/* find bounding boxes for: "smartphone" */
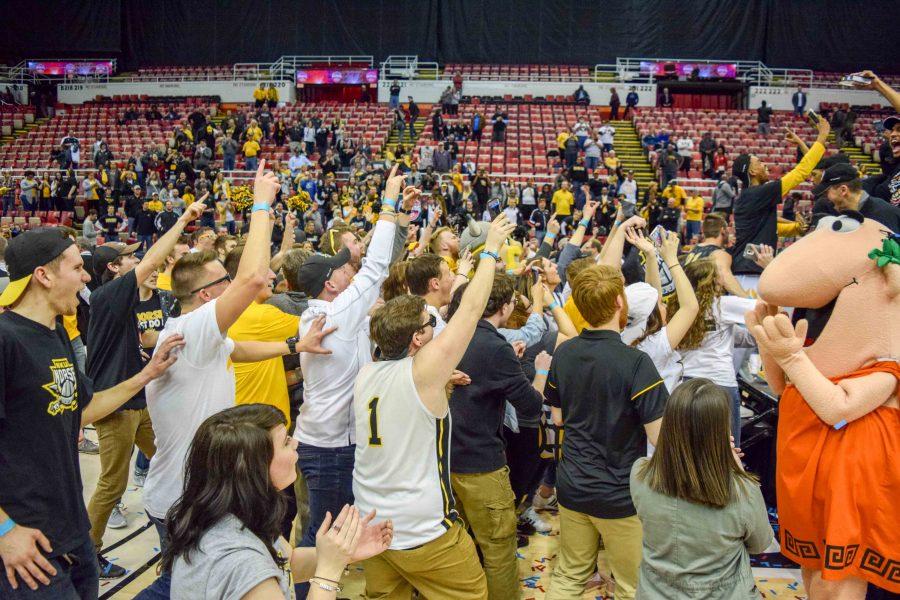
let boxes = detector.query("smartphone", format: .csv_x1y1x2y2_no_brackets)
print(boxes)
621,201,636,219
743,244,759,260
805,109,820,127
838,73,872,87
531,267,542,284
649,224,666,246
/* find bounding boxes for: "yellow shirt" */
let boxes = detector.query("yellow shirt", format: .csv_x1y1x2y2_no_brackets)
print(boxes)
556,132,570,150
440,254,458,274
604,156,620,170
662,185,686,207
253,87,267,101
62,314,80,341
148,199,163,212
243,140,260,157
182,192,195,206
157,271,172,291
228,302,300,424
552,189,574,216
246,127,263,143
267,87,279,102
685,195,705,222
563,296,589,333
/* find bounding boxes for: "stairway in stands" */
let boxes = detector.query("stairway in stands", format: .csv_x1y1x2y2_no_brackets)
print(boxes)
831,132,881,175
385,119,424,155
0,116,49,148
610,119,655,190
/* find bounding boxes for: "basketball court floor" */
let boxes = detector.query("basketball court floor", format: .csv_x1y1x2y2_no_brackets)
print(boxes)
79,427,808,599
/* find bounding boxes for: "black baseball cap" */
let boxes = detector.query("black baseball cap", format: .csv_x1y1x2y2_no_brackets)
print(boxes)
295,247,351,298
0,229,74,306
812,163,860,195
814,152,851,171
882,115,900,130
92,241,142,279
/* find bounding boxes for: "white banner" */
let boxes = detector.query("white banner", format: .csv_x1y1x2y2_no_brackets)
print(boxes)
377,79,657,106
56,80,295,104
748,86,888,111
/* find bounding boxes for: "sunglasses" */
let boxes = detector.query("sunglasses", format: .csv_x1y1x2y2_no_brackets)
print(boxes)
189,273,231,295
418,313,438,331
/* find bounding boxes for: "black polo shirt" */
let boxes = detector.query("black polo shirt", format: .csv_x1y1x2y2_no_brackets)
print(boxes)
731,179,781,275
546,329,667,519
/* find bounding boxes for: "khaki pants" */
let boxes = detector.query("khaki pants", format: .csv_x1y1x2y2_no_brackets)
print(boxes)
451,467,519,600
363,521,487,599
546,505,642,600
87,408,156,548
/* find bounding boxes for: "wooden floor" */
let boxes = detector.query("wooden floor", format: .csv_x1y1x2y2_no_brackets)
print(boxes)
79,428,807,599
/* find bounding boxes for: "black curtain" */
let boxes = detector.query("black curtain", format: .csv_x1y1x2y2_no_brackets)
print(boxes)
1,0,897,74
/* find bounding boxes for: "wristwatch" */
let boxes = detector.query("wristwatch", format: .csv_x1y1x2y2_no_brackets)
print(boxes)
285,336,299,354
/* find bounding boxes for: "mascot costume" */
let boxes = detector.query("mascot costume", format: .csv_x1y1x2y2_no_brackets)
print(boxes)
746,213,899,598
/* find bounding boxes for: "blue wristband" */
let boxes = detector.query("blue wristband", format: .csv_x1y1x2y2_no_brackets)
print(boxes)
579,218,590,229
548,301,559,311
0,518,15,537
251,203,270,213
382,197,398,209
479,250,500,262
545,232,557,240
833,419,848,430
536,369,549,376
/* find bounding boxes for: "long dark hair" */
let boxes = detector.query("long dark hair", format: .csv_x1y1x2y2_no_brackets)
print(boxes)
637,378,757,507
160,404,288,573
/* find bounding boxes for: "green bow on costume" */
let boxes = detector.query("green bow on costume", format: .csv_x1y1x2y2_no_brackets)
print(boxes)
868,235,900,268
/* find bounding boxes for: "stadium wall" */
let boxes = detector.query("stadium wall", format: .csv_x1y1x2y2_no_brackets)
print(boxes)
376,80,658,105
748,87,889,111
56,80,295,104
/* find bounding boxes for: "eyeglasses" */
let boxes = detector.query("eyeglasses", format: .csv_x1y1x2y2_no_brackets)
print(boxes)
189,273,231,295
418,313,438,331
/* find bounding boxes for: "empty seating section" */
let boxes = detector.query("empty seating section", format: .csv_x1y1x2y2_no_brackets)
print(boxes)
444,64,591,81
415,104,605,176
812,71,900,87
633,108,825,199
0,105,37,136
0,99,212,171
131,65,235,80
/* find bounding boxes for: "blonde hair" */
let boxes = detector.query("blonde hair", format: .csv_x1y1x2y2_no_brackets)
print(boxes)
572,265,624,327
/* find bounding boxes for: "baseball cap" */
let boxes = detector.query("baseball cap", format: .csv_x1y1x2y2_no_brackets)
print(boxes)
882,115,900,130
0,229,74,306
812,163,859,196
814,152,851,171
622,282,659,345
295,247,351,298
92,241,142,279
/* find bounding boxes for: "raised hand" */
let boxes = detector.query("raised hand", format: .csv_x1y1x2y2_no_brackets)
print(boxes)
624,227,655,255
619,214,647,231
752,244,775,268
745,311,807,363
784,128,802,145
456,247,474,276
582,198,600,221
485,213,515,254
314,505,358,580
253,159,280,207
180,200,206,223
659,231,680,264
547,214,561,236
384,164,406,202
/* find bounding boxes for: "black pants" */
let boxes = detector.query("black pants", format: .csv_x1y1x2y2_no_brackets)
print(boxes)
505,426,546,506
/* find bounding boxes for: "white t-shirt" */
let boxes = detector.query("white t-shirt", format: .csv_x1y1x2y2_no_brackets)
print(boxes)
520,186,536,206
503,206,520,225
143,299,236,519
599,125,616,145
676,137,694,157
636,327,683,393
426,304,448,338
681,296,757,388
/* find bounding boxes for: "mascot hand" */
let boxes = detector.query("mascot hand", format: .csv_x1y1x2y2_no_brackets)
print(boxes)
746,311,808,364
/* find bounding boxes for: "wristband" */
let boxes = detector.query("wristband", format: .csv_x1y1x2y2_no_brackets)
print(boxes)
545,232,557,240
0,518,15,537
536,369,550,376
665,262,680,270
251,203,270,213
382,197,398,209
579,218,590,229
614,220,622,227
833,419,848,430
548,301,559,311
506,269,516,275
309,578,342,592
479,250,500,262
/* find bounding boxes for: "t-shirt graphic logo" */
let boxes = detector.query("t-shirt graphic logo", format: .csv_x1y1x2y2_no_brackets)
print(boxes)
43,358,79,416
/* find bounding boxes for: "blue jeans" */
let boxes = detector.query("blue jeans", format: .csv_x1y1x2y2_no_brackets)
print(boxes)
685,219,701,243
585,156,600,171
223,154,235,171
20,194,36,213
295,443,355,598
135,449,150,472
0,536,98,599
138,234,154,254
389,94,399,109
245,156,258,171
134,515,169,600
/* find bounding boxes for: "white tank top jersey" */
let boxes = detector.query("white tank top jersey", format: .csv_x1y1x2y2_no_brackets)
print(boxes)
352,357,457,550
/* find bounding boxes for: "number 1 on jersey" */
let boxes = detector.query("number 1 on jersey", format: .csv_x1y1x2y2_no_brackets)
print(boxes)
368,396,383,446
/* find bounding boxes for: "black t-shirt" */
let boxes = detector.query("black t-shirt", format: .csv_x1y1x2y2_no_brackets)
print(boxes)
731,179,781,274
863,159,900,207
545,329,667,519
136,291,166,359
86,270,145,410
135,209,157,235
659,206,680,231
102,214,122,236
0,312,94,556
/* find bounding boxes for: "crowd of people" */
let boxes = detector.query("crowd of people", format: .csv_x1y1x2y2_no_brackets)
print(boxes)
0,68,898,600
